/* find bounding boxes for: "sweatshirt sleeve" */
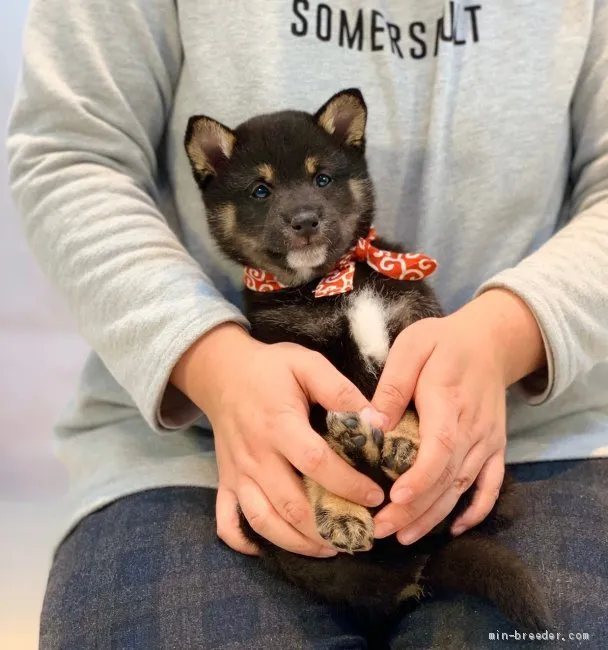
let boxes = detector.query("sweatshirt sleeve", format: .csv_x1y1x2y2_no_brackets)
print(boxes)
476,1,608,405
7,0,248,431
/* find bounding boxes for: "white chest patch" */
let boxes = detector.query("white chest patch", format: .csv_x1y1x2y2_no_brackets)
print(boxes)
346,289,390,370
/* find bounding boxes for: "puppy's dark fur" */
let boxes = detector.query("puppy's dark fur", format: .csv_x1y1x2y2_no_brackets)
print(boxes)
184,89,550,632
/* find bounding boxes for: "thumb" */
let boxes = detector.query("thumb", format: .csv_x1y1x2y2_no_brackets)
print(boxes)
293,349,372,414
372,322,436,428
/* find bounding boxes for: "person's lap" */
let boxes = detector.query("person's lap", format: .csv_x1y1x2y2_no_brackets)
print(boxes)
40,459,608,650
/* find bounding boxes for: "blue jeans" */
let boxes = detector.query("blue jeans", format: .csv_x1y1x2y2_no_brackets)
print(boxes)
40,459,607,649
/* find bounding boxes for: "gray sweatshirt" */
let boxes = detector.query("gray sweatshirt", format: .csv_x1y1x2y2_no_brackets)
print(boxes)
7,0,608,544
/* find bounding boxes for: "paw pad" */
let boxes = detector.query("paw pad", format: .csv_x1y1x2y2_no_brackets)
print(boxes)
325,411,384,466
381,436,418,479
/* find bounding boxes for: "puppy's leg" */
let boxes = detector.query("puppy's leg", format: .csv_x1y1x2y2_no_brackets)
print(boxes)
304,477,374,553
380,412,518,535
302,411,384,553
381,409,420,480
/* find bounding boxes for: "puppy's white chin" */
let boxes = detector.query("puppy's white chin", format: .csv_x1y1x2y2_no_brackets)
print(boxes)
286,245,328,271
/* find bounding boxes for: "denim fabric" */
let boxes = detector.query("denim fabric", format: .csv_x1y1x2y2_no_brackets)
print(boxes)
40,459,608,650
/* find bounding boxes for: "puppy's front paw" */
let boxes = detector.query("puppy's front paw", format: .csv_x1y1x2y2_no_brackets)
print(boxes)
325,411,384,466
381,411,420,480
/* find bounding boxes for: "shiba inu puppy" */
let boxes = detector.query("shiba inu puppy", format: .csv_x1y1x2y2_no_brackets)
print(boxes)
184,89,549,631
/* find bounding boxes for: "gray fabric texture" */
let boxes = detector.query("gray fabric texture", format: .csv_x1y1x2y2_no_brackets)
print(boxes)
40,459,608,649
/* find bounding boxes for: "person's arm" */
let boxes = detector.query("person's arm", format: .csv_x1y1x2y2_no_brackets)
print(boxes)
475,0,608,403
7,0,247,431
371,1,608,543
8,0,387,559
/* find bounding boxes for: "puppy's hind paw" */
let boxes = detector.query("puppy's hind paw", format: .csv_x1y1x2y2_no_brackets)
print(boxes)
316,500,375,554
381,411,420,480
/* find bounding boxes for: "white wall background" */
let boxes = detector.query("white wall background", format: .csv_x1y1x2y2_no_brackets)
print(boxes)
0,2,89,647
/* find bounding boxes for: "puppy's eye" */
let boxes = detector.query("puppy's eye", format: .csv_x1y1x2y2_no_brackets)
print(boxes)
315,173,333,188
251,184,271,200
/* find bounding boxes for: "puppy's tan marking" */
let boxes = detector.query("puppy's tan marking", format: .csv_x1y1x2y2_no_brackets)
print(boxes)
392,410,421,443
348,179,367,205
381,410,420,480
305,477,374,553
186,118,235,177
398,565,426,602
256,163,274,184
213,202,237,237
348,179,374,213
305,156,319,175
317,94,366,148
399,583,425,601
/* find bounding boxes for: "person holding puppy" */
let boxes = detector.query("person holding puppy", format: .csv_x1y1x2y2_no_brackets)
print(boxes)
8,1,608,648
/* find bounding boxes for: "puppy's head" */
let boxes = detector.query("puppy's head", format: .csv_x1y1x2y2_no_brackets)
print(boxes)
184,89,374,285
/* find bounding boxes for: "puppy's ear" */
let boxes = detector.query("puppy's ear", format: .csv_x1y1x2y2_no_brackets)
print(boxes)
315,89,367,150
184,116,236,183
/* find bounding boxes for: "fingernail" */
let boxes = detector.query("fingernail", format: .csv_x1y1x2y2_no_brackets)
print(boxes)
319,547,338,557
360,407,389,429
374,522,395,538
398,530,417,545
391,487,414,504
366,489,385,506
452,525,466,536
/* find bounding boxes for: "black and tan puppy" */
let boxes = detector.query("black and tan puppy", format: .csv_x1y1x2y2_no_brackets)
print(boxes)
184,89,550,631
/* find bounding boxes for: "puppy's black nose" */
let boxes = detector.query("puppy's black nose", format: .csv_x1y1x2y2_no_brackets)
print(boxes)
290,211,320,236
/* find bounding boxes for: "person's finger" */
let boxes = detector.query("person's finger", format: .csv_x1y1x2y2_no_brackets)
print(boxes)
292,349,372,414
393,442,490,544
215,484,259,556
371,322,436,428
451,451,505,535
237,476,338,557
389,387,461,505
359,406,390,430
373,440,471,538
373,500,421,539
275,412,385,508
256,453,334,548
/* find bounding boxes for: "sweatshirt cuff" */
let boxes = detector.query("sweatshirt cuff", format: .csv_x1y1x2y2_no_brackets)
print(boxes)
475,271,567,406
146,305,249,432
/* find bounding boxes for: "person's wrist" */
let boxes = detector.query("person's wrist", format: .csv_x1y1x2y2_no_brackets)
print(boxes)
454,288,547,387
170,322,258,410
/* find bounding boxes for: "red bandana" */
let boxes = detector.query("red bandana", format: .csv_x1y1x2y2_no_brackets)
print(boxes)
244,227,438,298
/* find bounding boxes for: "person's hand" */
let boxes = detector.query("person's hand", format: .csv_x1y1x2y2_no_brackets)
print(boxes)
371,289,546,544
171,323,387,558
